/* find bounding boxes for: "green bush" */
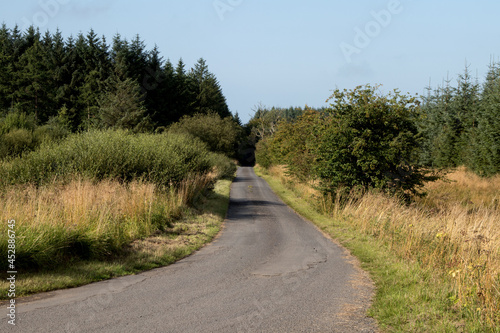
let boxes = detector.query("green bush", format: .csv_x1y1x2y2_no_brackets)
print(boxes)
0,129,223,187
0,111,70,159
314,86,437,198
0,111,36,136
255,139,273,169
169,113,242,157
208,152,237,179
256,86,440,199
0,128,36,158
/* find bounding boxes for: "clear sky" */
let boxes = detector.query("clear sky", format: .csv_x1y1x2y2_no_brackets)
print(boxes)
2,0,500,123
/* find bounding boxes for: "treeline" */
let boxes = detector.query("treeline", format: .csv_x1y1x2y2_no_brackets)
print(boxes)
252,61,500,190
419,63,500,176
0,25,231,132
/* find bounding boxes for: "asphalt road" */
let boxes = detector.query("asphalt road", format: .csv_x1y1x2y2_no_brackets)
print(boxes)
3,167,377,332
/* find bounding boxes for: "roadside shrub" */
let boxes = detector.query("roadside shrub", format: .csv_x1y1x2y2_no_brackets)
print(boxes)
208,152,237,179
314,86,439,198
256,86,440,199
0,130,216,187
0,111,36,136
255,138,273,169
169,112,242,157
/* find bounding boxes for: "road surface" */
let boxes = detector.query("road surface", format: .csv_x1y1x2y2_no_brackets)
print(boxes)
3,167,377,332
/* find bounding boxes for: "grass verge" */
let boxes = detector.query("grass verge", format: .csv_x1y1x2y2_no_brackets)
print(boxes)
0,178,232,299
255,165,499,333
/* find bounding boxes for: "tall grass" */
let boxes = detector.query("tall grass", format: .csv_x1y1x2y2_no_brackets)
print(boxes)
0,174,215,270
0,129,236,270
266,165,500,328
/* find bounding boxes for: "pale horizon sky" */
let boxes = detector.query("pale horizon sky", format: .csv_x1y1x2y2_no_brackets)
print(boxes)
2,0,500,123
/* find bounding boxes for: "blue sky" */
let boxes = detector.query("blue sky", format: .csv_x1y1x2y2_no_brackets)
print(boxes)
2,0,500,123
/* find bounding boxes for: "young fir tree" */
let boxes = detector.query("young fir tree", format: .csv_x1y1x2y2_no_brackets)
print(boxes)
453,64,480,166
98,77,151,132
470,62,500,176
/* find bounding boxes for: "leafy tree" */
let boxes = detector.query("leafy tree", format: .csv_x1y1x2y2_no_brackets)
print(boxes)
248,104,304,140
313,86,438,198
168,112,242,157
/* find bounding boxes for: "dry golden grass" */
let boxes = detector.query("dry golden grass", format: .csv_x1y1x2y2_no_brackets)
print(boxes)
267,165,500,327
2,179,157,239
0,173,218,269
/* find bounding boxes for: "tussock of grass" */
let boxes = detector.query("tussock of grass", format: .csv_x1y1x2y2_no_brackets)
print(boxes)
257,165,499,332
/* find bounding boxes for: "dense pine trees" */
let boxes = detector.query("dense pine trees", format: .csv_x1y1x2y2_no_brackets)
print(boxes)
419,62,500,176
0,25,231,131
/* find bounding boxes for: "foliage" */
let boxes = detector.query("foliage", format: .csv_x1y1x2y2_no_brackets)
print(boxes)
0,110,69,159
419,62,500,176
257,86,438,198
98,77,152,132
188,58,231,118
468,63,500,176
0,25,232,131
315,86,437,197
247,104,306,140
0,129,235,187
168,112,242,157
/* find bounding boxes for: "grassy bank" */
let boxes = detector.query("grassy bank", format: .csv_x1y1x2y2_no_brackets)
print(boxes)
0,129,236,298
0,177,232,298
255,165,499,332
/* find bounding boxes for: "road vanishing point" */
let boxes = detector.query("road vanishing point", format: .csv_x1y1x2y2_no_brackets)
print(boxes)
4,167,378,332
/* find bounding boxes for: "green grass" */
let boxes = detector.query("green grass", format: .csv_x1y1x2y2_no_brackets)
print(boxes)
0,178,232,299
254,166,495,333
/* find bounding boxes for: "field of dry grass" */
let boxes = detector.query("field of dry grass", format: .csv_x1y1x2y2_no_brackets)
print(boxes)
0,173,216,270
266,165,500,327
0,173,232,297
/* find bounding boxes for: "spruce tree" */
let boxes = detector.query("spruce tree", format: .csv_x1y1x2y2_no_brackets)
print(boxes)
98,77,152,132
471,63,500,176
189,58,230,118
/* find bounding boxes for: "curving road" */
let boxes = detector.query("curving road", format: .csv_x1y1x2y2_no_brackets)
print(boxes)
3,167,377,332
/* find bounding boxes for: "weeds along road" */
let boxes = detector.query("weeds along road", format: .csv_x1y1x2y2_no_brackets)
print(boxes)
4,167,377,333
